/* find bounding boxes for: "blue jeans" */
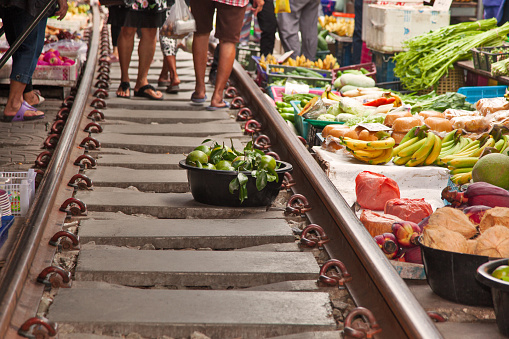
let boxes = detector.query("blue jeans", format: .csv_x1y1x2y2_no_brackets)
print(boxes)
1,6,47,84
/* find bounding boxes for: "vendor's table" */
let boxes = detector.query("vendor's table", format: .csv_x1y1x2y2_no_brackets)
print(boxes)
456,60,509,86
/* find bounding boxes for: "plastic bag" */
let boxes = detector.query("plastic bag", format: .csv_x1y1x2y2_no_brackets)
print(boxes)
43,39,88,61
302,97,327,119
475,97,509,116
160,0,196,39
275,0,291,13
355,171,400,211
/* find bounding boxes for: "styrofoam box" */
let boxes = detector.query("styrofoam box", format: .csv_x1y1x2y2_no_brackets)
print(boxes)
361,0,423,41
365,5,450,53
32,60,79,81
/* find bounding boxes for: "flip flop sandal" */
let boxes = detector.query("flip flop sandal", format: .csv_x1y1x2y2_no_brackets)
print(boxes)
134,84,163,100
206,100,230,111
190,92,207,105
166,84,180,94
33,91,45,106
158,80,171,87
2,101,45,122
116,81,131,99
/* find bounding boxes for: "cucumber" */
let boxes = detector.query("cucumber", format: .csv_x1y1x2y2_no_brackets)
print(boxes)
339,74,375,88
317,36,328,51
343,70,363,75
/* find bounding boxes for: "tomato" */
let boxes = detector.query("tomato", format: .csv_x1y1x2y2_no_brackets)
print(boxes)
186,150,209,166
259,155,277,170
492,265,509,281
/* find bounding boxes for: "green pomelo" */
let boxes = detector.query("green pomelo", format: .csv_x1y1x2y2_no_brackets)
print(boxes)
472,153,509,189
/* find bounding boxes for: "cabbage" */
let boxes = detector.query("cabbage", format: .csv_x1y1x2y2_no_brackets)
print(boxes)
326,103,343,116
316,114,336,121
335,113,355,122
338,97,369,116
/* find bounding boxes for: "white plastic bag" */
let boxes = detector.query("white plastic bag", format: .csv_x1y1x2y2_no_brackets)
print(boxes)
160,0,196,39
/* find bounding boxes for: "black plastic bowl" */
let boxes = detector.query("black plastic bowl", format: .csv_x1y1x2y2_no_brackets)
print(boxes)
477,259,509,337
179,160,293,207
418,236,493,307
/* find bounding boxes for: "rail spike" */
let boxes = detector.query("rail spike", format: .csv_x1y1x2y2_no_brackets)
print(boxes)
90,98,106,109
49,231,80,250
51,120,66,134
93,88,109,98
56,107,70,120
68,173,93,190
84,122,103,133
254,135,271,150
36,266,72,288
281,172,296,190
74,154,97,169
285,193,312,215
87,109,105,121
94,79,109,89
318,259,352,287
236,107,253,121
225,86,238,98
79,136,101,150
427,311,446,322
35,151,52,169
43,134,60,149
300,224,330,248
244,119,262,135
18,316,58,338
265,151,280,160
343,307,382,339
59,198,87,216
230,96,245,109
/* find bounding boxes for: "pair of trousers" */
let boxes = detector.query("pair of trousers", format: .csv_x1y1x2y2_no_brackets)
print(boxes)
352,0,363,65
257,0,277,56
277,0,319,61
1,6,47,85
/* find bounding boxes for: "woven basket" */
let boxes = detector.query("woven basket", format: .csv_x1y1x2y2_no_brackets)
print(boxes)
417,66,465,95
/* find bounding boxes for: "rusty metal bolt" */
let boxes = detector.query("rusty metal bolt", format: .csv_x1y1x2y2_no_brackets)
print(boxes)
18,316,58,338
90,98,106,109
57,107,70,120
35,151,52,168
49,230,80,250
254,135,271,150
68,173,93,190
230,96,245,109
84,122,103,133
236,107,253,121
43,134,60,149
297,136,307,147
225,86,238,98
51,120,66,134
427,311,446,323
244,119,262,135
94,79,109,89
300,224,330,248
74,154,97,168
59,197,87,216
318,259,352,287
37,266,72,288
265,151,280,160
281,172,296,190
93,88,109,99
79,137,101,150
285,193,312,215
87,109,105,121
343,307,382,339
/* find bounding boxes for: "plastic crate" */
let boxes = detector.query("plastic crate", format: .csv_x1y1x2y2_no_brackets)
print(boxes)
371,50,398,84
267,65,332,88
321,0,336,15
269,86,339,101
471,46,509,73
0,215,14,248
457,86,507,104
0,169,36,217
331,62,377,84
236,44,260,72
290,100,345,141
253,55,269,87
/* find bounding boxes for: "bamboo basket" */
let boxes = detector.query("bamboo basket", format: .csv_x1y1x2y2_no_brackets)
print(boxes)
417,66,465,95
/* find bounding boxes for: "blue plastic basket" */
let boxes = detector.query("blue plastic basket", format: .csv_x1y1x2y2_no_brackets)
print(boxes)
0,215,14,248
457,86,507,104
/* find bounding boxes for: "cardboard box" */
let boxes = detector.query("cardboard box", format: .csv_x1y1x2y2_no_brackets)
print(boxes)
362,0,423,41
33,60,79,81
365,5,450,53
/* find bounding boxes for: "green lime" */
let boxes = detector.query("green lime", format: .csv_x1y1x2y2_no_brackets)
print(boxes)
259,155,277,170
492,265,509,280
186,150,209,166
215,160,234,171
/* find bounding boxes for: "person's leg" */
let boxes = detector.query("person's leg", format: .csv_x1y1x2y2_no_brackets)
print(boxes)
352,0,363,64
299,0,319,61
1,7,44,119
117,26,136,97
110,25,121,61
210,3,247,108
276,0,303,58
159,34,179,88
190,0,215,101
23,17,47,106
134,27,162,98
209,42,220,85
257,0,277,56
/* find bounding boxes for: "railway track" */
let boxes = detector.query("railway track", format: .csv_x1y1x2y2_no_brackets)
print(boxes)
0,5,502,339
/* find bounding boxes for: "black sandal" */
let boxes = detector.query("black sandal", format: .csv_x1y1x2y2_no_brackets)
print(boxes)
117,81,131,99
134,84,163,100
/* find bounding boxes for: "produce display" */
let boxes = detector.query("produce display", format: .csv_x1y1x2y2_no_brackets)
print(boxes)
318,15,354,38
258,54,339,72
37,49,76,66
185,140,280,203
394,19,509,91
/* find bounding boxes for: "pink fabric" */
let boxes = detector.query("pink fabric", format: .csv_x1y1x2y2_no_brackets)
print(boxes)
360,42,372,64
213,0,249,7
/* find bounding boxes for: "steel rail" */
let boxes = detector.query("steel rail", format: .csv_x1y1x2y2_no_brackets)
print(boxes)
231,62,443,339
0,6,100,337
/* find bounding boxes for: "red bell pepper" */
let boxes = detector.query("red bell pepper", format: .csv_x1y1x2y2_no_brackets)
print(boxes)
363,96,397,107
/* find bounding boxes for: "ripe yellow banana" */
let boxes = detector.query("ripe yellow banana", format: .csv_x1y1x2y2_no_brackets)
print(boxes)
340,137,395,151
447,157,479,169
348,148,385,159
424,133,442,166
368,147,394,165
451,171,472,185
411,132,435,162
393,155,412,166
327,91,342,101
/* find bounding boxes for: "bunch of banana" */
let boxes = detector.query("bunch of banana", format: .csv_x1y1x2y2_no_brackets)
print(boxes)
324,19,355,37
321,85,342,101
391,127,441,167
319,54,339,70
258,54,278,71
339,137,395,165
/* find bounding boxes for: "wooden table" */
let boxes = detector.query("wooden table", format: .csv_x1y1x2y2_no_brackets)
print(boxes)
456,60,509,85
